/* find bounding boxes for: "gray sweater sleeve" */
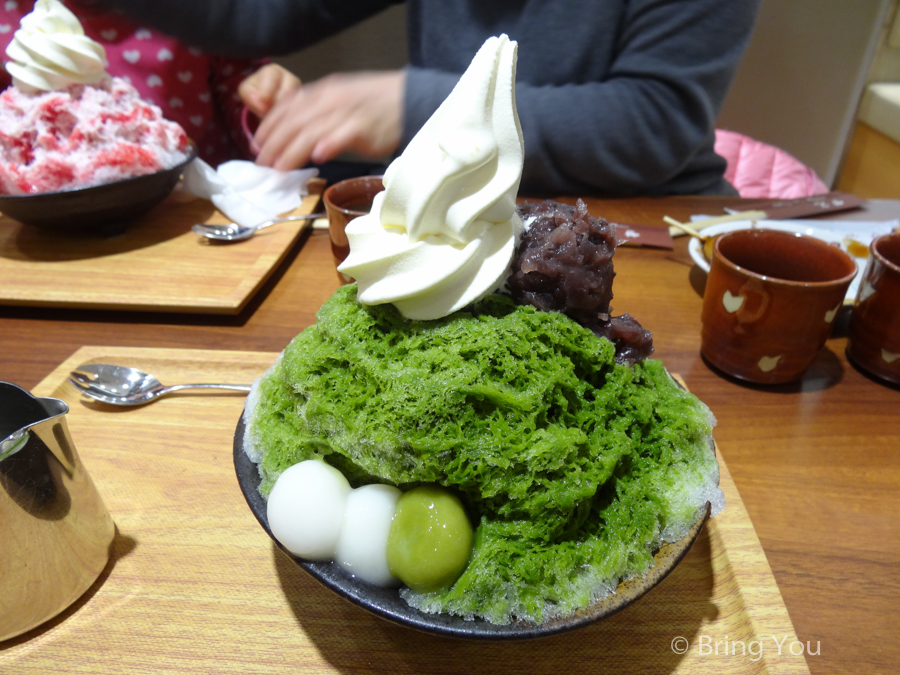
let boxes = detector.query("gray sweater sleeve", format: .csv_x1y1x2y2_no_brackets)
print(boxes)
404,0,760,196
100,0,756,196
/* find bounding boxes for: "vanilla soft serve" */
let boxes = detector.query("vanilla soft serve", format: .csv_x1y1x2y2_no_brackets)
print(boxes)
5,0,108,92
337,34,524,321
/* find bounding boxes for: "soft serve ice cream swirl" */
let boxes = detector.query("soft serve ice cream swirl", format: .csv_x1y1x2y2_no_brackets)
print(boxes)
5,0,108,92
337,34,524,321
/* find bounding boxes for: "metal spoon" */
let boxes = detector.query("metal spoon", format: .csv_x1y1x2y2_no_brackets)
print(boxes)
192,212,325,242
68,364,251,406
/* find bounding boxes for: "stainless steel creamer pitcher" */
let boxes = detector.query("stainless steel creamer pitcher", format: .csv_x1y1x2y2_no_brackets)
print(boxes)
0,381,115,641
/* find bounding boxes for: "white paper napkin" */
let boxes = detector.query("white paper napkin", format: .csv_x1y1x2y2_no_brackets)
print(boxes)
181,158,318,227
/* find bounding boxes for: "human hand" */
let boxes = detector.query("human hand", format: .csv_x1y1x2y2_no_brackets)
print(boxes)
253,70,405,171
238,63,302,119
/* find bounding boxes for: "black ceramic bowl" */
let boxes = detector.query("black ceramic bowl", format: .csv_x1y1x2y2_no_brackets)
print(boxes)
0,143,197,233
233,413,710,640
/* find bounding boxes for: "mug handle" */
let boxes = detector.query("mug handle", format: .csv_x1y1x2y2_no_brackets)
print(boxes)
734,279,770,324
241,107,261,155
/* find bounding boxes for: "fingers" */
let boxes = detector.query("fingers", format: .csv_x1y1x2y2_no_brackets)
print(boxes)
239,64,300,118
253,90,317,168
310,118,379,165
253,76,341,169
237,68,272,118
252,71,405,171
273,68,301,107
268,106,355,170
266,119,324,171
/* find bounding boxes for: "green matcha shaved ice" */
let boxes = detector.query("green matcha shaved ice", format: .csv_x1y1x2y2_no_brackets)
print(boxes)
243,284,723,625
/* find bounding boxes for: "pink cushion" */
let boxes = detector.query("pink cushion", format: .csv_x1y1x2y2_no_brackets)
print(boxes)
715,129,829,199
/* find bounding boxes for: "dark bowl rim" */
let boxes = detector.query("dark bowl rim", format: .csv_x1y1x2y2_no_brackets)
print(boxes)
232,410,711,640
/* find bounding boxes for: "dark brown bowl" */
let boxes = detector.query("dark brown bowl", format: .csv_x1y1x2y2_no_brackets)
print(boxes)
323,175,384,264
701,228,857,384
0,143,197,233
233,413,710,639
847,232,900,385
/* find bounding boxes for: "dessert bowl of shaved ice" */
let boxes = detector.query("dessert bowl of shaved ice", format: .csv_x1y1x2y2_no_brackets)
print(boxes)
0,0,196,232
233,35,724,638
0,136,196,233
0,130,196,233
233,281,720,639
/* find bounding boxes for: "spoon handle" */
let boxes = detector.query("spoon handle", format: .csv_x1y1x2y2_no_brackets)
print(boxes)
254,213,326,233
162,384,253,394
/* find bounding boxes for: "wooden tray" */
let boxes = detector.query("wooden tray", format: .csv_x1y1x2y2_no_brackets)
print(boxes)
1,346,810,674
0,179,323,314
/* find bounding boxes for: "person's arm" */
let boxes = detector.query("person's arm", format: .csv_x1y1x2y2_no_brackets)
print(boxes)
98,0,401,57
405,0,761,196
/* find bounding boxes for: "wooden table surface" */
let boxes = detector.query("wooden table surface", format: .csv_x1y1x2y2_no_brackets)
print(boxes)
0,195,897,674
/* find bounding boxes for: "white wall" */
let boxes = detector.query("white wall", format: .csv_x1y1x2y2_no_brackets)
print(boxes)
274,6,407,81
867,0,900,81
717,0,893,186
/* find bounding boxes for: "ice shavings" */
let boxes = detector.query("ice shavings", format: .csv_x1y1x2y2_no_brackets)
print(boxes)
243,285,722,624
0,77,189,194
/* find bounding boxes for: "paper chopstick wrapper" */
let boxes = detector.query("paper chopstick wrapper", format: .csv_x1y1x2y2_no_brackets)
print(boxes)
668,192,867,237
613,223,674,249
181,159,318,227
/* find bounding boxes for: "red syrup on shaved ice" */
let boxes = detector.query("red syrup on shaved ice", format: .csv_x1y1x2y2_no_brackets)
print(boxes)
0,78,189,195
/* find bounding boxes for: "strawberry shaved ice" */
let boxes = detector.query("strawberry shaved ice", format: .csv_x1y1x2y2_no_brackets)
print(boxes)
0,77,190,195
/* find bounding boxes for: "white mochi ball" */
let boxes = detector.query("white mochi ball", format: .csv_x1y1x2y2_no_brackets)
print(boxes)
267,460,351,560
334,483,403,586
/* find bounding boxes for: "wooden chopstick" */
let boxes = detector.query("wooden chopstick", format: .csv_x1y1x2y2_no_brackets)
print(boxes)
666,210,768,237
663,217,707,240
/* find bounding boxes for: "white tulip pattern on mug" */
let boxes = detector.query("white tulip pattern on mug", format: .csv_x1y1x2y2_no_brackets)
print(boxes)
722,290,745,314
824,302,841,324
757,355,782,373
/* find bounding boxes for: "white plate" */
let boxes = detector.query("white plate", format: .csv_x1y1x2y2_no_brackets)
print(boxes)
687,219,897,305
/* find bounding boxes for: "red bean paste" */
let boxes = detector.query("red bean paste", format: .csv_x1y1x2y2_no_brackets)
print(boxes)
507,199,654,364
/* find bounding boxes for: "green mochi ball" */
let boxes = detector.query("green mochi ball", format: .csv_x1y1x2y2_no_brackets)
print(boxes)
387,486,474,593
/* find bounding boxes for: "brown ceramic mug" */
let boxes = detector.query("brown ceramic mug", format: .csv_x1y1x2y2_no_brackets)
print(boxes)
323,176,384,271
700,229,857,384
847,232,900,385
